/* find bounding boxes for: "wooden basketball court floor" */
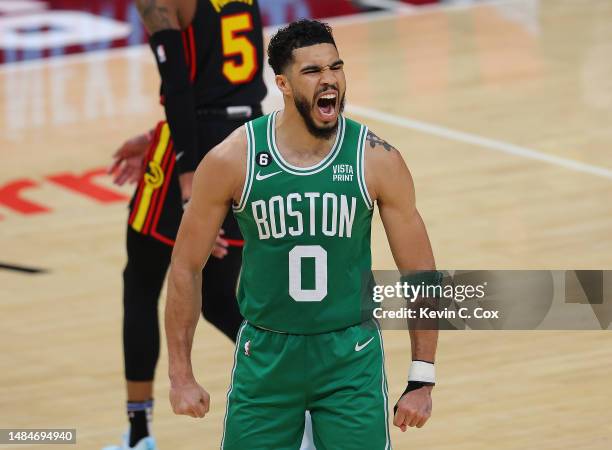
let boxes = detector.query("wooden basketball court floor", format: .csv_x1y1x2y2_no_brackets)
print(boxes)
1,0,611,448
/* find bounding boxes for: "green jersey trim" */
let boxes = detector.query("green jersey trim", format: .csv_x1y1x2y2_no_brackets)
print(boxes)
220,320,247,449
232,122,255,212
374,320,391,450
267,111,346,176
357,125,374,210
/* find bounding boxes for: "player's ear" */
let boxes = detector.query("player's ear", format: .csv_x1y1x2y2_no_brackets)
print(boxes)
275,74,292,97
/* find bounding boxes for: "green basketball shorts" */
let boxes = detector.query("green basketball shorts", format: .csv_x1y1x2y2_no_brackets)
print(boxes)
221,320,391,450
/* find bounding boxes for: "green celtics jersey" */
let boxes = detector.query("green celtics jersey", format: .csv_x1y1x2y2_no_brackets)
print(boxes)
233,112,374,334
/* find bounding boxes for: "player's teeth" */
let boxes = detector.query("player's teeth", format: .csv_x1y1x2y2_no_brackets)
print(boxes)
321,94,336,99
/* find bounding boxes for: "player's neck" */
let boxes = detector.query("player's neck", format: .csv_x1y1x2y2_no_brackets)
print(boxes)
275,108,337,158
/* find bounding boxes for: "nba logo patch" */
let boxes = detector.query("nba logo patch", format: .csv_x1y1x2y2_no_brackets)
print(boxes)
244,340,251,356
156,45,166,63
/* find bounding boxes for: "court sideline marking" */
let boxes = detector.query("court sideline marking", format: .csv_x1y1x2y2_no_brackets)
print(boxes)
346,104,612,181
0,262,47,274
267,86,612,181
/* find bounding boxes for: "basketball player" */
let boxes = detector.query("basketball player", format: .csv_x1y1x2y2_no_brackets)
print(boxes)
104,1,266,449
165,19,439,449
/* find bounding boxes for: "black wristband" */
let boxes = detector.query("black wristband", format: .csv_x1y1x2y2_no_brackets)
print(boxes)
393,381,435,415
399,270,444,290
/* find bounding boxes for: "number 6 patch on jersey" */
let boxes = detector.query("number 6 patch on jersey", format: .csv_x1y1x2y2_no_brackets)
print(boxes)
256,151,271,167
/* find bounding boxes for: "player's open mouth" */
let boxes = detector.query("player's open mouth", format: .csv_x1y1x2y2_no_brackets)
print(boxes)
315,91,338,121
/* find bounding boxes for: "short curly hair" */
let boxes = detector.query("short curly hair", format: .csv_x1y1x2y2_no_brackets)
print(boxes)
267,19,337,75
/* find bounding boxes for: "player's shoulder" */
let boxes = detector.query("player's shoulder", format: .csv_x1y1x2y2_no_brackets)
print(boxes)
135,0,183,32
195,124,249,199
200,126,247,178
362,128,406,170
204,124,249,168
361,128,413,201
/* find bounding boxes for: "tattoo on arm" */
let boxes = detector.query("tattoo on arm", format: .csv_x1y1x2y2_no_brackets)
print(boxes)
366,131,397,152
136,0,177,32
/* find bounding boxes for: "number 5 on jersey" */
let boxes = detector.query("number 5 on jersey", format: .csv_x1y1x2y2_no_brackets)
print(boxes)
221,12,257,84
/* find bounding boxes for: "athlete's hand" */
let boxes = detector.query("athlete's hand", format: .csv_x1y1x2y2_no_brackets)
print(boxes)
393,386,433,431
211,228,229,259
108,132,151,185
179,171,194,202
169,379,210,418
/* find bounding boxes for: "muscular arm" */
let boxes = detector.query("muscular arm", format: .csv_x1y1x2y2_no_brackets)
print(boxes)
365,130,438,363
365,131,437,430
165,128,246,389
136,0,199,190
135,0,180,32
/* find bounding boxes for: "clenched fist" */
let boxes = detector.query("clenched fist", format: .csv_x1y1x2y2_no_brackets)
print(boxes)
393,386,433,431
169,380,210,419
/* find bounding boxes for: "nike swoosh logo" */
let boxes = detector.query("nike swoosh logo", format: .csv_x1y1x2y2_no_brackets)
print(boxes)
354,337,374,352
176,151,184,161
255,170,282,181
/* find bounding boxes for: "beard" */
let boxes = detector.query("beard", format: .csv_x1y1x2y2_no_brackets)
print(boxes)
293,90,346,140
